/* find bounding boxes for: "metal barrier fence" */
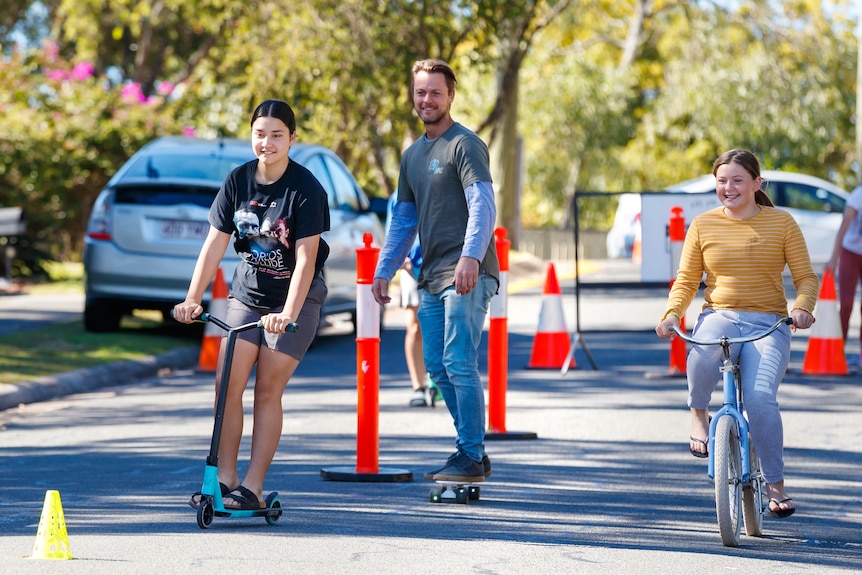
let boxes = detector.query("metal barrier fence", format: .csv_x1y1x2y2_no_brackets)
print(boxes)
518,228,606,260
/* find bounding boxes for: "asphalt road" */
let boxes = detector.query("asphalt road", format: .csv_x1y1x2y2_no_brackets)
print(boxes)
0,261,860,573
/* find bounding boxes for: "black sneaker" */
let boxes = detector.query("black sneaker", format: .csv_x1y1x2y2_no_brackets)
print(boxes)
431,452,484,483
423,451,460,480
424,452,492,480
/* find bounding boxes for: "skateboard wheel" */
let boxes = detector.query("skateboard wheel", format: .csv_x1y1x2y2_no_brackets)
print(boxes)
455,487,469,504
468,486,480,501
430,487,443,503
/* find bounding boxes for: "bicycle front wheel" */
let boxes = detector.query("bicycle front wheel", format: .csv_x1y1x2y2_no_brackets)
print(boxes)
714,415,742,547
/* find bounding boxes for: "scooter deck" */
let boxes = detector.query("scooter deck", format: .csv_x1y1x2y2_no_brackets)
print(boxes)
195,490,283,527
214,507,281,518
429,481,482,504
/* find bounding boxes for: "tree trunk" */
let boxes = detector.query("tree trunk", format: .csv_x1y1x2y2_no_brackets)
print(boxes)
489,71,522,248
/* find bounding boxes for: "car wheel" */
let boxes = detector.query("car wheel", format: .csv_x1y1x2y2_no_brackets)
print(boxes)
84,299,123,332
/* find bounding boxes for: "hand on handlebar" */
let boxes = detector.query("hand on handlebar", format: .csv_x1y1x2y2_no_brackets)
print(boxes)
655,315,680,340
789,308,814,330
173,299,203,324
260,312,298,334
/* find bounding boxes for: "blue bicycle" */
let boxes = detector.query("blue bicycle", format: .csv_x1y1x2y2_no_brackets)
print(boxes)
672,316,793,547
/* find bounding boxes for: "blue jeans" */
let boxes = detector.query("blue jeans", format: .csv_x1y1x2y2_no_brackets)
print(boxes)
418,275,497,462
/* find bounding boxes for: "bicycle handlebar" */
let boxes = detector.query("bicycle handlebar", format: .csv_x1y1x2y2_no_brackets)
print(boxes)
169,310,298,333
671,316,793,346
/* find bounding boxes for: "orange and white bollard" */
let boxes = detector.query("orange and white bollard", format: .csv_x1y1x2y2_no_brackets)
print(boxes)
354,232,381,473
487,227,509,434
486,227,537,441
668,206,687,375
320,233,411,482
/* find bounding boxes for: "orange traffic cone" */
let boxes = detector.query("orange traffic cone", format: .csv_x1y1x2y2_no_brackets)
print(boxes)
528,263,575,369
197,267,228,372
802,268,847,375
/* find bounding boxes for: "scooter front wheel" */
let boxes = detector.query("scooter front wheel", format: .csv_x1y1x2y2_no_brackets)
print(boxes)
197,499,214,529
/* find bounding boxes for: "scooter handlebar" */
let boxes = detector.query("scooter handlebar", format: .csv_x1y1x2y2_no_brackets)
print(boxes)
171,309,296,333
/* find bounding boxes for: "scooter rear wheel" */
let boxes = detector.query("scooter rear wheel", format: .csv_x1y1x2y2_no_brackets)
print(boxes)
265,492,282,525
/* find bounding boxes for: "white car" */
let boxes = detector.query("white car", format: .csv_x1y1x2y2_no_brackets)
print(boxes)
606,170,849,264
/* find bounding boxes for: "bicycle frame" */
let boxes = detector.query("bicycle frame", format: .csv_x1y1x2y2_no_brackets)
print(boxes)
707,349,752,482
672,316,793,482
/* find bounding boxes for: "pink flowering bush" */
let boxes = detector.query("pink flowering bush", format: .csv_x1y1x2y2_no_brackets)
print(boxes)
0,44,191,268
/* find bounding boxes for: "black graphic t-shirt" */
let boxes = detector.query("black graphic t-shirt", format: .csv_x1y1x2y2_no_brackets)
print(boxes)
209,159,330,309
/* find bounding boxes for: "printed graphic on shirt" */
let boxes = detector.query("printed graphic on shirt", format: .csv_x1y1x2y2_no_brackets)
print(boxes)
428,159,443,175
234,209,292,278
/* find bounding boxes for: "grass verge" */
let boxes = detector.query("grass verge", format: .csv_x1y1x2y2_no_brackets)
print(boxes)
0,312,200,385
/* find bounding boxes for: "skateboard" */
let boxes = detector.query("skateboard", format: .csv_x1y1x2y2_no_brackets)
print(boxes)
429,481,481,504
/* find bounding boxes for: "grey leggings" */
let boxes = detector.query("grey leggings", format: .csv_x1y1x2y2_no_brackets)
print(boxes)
687,309,792,483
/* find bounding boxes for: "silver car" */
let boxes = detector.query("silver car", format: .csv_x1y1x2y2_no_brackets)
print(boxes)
83,136,385,332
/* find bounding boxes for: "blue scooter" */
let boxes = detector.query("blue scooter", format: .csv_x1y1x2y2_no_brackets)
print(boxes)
179,311,297,529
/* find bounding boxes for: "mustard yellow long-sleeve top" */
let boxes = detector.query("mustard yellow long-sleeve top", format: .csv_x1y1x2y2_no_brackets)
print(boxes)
662,206,819,320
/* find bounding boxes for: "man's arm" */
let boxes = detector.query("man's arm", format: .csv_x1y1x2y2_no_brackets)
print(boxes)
462,181,496,262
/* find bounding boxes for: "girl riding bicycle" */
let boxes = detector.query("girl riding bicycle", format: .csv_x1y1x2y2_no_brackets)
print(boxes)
655,149,818,519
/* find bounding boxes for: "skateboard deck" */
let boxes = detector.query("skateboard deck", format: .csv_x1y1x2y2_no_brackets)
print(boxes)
429,481,481,504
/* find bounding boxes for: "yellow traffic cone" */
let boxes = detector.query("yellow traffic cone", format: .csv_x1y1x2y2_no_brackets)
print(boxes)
31,490,73,560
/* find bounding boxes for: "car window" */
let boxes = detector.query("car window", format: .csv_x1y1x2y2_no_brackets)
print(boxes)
323,155,361,212
113,184,217,207
301,153,338,210
123,153,248,181
775,182,845,213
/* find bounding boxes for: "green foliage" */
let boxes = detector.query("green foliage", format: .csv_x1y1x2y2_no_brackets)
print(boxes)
0,0,861,268
0,46,184,264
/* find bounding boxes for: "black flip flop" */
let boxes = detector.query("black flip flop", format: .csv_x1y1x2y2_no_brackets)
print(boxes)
223,485,265,510
768,497,796,518
689,436,709,458
189,481,231,509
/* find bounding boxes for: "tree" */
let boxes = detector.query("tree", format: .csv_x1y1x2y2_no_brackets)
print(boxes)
1,0,861,271
0,45,185,266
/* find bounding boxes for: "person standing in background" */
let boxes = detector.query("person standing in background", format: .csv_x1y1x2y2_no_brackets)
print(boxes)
385,188,431,407
826,184,862,365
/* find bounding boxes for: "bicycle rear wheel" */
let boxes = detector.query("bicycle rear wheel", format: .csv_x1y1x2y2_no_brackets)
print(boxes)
742,438,764,536
714,415,742,547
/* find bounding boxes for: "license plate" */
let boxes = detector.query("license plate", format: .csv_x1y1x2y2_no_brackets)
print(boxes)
161,220,209,240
